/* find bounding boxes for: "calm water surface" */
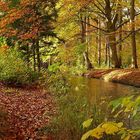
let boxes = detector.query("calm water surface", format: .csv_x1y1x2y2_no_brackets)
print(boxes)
70,77,140,103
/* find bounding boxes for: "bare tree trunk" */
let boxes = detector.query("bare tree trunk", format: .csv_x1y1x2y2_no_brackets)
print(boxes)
97,18,102,66
80,15,93,70
32,41,36,72
83,52,93,70
118,1,122,67
108,46,111,68
105,43,108,65
130,0,138,68
36,40,41,72
26,45,30,68
105,0,120,68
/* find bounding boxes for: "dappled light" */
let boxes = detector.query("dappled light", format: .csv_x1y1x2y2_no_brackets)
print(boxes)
0,0,140,139
103,70,132,82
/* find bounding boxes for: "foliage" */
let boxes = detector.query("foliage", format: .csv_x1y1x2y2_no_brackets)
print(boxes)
0,47,40,86
82,95,140,140
42,91,92,140
109,95,140,120
48,63,61,73
42,77,107,140
82,122,124,140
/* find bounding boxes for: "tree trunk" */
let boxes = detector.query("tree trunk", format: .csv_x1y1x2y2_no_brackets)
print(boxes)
83,52,93,70
32,41,36,72
105,43,108,65
36,40,41,72
108,46,111,68
118,1,122,67
130,0,138,68
105,0,120,68
97,18,102,66
26,45,30,68
108,33,120,68
80,15,93,70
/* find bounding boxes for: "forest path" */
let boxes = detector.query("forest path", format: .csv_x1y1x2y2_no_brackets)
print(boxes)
0,85,55,140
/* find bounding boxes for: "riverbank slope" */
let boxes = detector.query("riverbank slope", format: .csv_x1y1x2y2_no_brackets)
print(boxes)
84,69,140,87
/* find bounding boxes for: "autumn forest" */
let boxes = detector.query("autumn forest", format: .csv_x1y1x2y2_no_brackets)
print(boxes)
1,0,140,140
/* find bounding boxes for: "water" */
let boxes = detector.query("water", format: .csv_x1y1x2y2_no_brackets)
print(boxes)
70,77,140,104
52,77,140,140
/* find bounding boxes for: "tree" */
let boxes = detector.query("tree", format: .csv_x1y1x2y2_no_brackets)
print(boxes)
0,0,58,71
130,0,138,68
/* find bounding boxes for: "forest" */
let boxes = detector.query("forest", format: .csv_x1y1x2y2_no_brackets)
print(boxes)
1,0,140,140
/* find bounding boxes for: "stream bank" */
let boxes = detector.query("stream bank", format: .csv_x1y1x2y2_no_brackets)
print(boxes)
84,69,140,87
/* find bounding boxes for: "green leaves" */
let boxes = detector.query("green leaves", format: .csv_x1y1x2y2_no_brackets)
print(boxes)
109,95,140,119
82,118,93,128
48,62,61,73
82,95,140,140
10,0,20,7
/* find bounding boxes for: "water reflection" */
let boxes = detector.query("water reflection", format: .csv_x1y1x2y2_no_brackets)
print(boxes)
70,77,140,104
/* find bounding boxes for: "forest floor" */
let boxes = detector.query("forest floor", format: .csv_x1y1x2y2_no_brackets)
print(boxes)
0,84,55,140
84,69,140,87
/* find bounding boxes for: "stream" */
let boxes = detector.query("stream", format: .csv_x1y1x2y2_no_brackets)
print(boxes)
51,77,140,140
70,77,140,103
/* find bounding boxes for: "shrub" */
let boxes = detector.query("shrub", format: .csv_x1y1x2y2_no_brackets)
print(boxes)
0,47,39,86
81,95,140,140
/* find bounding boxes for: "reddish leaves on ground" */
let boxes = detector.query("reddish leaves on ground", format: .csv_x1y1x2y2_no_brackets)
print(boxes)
84,69,140,87
0,86,55,140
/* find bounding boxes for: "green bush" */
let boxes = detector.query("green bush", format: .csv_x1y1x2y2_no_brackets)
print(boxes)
0,47,40,86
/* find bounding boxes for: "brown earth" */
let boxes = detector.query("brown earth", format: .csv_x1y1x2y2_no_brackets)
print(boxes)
84,69,140,87
0,85,55,140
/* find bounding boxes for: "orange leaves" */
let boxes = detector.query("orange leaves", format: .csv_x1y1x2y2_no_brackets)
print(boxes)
20,0,36,7
18,20,40,40
0,7,30,31
19,28,39,40
0,0,56,41
0,87,55,139
0,45,9,54
0,1,9,11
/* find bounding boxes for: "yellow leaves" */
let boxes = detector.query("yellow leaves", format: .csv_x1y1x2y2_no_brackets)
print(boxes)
81,128,104,140
102,122,123,135
117,122,124,128
82,118,93,128
91,127,104,139
81,122,124,140
81,130,94,140
0,45,9,54
123,134,131,140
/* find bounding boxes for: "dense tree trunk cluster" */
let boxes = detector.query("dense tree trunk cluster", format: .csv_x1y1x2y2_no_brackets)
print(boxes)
57,0,140,69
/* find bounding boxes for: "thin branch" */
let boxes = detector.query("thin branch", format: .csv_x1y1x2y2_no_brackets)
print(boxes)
116,32,132,45
116,12,140,30
96,0,105,11
78,19,107,32
94,2,106,16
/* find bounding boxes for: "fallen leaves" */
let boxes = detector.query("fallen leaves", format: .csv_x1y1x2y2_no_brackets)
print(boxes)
0,86,55,139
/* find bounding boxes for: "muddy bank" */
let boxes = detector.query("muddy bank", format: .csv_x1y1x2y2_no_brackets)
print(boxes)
84,69,140,87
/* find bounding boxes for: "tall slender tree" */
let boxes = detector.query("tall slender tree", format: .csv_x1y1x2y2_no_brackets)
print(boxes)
130,0,138,68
